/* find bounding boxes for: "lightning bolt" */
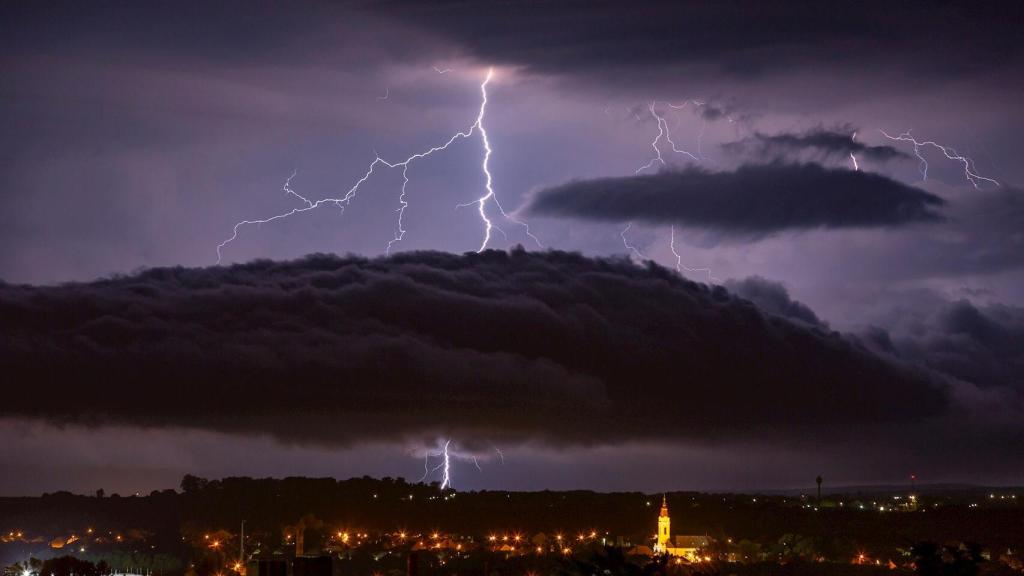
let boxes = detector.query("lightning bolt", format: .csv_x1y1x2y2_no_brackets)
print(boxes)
439,439,452,489
879,129,999,188
433,66,452,74
376,87,389,101
627,102,715,277
635,102,700,174
620,223,645,261
419,440,452,488
670,225,717,283
418,438,507,491
217,68,539,264
456,69,542,252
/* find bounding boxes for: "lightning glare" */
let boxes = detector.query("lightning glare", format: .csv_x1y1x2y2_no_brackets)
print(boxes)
670,225,716,283
217,68,539,264
879,129,999,188
849,131,860,171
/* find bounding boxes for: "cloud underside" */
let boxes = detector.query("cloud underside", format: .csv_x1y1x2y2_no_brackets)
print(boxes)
525,163,945,236
0,250,948,445
722,128,907,162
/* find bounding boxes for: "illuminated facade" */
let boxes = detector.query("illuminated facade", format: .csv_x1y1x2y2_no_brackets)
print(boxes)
652,495,708,561
655,495,671,553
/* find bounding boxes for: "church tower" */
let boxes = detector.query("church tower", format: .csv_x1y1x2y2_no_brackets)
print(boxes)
655,494,671,553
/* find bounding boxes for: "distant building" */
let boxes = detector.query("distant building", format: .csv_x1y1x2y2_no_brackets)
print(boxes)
247,558,287,576
246,555,341,576
652,495,709,561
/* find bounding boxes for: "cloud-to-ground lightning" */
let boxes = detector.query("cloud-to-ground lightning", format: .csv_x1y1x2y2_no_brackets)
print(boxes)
217,68,539,264
420,440,452,489
879,129,999,188
418,439,504,490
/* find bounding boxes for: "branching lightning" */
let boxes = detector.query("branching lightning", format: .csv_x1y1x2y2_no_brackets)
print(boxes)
456,69,542,251
635,102,700,174
217,68,539,264
420,440,452,489
879,129,999,188
627,102,716,281
418,439,504,490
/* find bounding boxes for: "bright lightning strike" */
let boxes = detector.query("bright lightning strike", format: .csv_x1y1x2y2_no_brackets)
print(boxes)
879,129,999,188
439,439,452,489
420,440,452,489
418,439,502,490
217,68,539,264
457,69,542,251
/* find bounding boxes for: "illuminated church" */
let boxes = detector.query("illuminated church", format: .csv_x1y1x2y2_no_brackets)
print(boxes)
652,495,709,561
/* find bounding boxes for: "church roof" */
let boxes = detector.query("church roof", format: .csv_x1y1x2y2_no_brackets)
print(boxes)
671,535,708,548
659,494,669,517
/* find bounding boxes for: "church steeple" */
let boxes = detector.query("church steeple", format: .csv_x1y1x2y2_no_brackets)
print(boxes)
655,494,671,553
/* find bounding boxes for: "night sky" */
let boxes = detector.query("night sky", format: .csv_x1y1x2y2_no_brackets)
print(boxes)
1,1,1022,495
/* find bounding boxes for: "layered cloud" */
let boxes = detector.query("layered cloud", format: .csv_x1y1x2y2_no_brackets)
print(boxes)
722,128,907,163
525,164,945,238
0,250,949,446
375,1,1024,85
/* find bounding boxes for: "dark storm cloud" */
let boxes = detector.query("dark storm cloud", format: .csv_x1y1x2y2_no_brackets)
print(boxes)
374,1,1024,81
724,276,827,328
723,128,907,163
525,164,945,237
725,278,1023,399
0,250,950,445
866,299,1024,393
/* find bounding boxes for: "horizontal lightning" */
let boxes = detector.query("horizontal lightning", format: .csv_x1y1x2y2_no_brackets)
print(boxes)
879,129,999,188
